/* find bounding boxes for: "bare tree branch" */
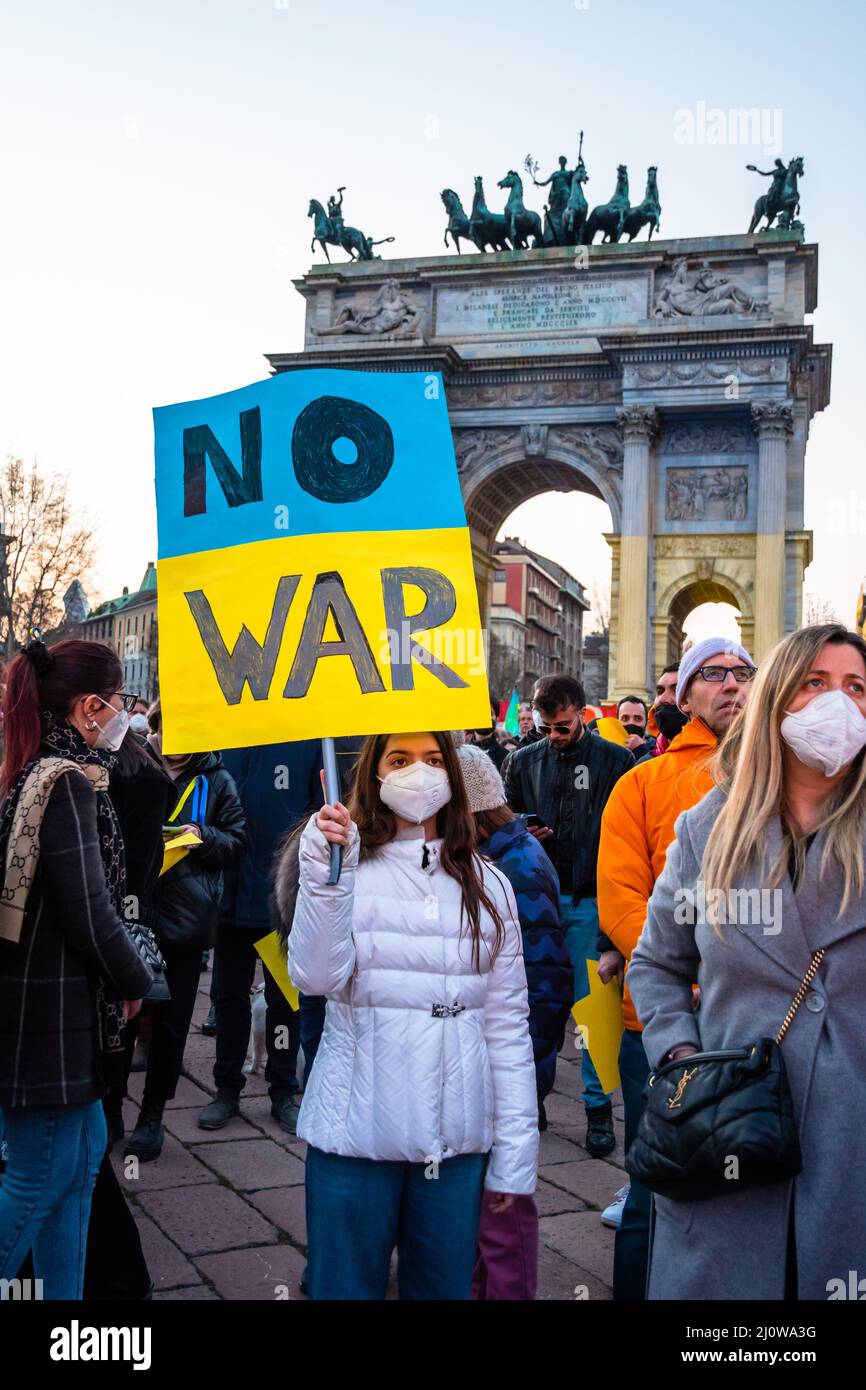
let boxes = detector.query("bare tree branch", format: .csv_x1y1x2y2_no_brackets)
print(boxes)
0,455,95,656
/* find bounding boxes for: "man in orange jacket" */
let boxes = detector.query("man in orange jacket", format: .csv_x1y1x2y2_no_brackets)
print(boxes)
597,637,756,1300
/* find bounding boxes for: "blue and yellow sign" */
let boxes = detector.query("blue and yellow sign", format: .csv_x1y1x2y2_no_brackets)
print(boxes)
154,368,490,752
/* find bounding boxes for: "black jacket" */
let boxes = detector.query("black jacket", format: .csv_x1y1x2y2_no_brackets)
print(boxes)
220,741,323,931
154,753,247,951
0,772,152,1108
109,736,177,935
473,734,509,771
503,730,634,901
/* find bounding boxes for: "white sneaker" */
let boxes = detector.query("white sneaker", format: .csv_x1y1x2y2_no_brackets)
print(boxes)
601,1184,630,1229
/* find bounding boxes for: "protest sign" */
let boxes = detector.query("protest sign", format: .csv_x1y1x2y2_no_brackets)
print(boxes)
154,368,490,752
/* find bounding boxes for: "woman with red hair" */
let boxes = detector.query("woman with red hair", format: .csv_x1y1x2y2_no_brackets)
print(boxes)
0,638,152,1299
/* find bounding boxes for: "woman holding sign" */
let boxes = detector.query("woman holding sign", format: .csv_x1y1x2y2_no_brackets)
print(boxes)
278,729,538,1301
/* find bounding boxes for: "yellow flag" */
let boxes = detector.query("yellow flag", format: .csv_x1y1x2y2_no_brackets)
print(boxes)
571,960,624,1093
595,716,629,746
254,930,300,1011
159,829,202,877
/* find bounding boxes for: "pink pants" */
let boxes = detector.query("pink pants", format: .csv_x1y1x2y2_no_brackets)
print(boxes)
471,1192,539,1300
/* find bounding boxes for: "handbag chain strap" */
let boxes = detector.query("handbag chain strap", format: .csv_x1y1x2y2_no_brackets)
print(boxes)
775,948,826,1046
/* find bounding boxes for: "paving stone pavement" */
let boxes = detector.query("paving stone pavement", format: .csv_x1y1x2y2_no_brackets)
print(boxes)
116,969,626,1301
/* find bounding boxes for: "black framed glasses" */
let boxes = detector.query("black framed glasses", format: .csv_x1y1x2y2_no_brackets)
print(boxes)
695,665,756,684
107,691,140,713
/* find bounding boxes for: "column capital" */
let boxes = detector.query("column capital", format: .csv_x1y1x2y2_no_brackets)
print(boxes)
750,400,794,440
616,404,660,444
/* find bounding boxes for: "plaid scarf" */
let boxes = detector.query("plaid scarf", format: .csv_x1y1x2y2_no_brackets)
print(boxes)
0,720,129,1083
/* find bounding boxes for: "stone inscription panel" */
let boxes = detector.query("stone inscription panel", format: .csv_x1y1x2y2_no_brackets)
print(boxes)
433,274,651,340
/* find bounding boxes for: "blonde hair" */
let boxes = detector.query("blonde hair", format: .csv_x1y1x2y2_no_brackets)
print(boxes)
702,624,866,920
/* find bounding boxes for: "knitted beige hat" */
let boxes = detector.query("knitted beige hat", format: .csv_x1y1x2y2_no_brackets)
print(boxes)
456,743,506,813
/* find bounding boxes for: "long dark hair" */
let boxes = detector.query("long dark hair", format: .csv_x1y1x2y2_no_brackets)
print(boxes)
348,731,506,970
0,639,122,794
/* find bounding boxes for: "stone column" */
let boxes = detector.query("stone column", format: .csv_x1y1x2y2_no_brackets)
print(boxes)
751,402,793,659
612,405,658,700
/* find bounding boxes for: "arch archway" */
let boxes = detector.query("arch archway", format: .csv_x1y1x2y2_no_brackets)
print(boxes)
655,572,754,674
458,435,623,621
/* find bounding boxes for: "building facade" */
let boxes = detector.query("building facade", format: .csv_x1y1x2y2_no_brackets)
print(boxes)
489,538,588,696
80,562,159,703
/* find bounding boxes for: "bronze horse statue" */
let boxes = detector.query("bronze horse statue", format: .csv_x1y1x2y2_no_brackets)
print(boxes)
563,157,589,243
441,189,474,253
747,156,804,232
583,165,630,244
622,166,661,241
308,198,380,261
497,170,543,249
468,177,512,252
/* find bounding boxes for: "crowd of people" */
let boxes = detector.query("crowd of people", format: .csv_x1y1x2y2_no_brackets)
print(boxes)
0,620,864,1301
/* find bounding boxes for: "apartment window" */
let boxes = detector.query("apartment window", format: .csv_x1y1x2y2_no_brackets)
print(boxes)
494,568,506,582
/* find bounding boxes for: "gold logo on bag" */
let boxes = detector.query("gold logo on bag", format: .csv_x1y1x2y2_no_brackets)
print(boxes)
667,1066,699,1109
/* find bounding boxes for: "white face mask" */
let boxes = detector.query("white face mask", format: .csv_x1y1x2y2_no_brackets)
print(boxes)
129,713,149,736
92,696,130,752
378,761,452,825
780,689,866,777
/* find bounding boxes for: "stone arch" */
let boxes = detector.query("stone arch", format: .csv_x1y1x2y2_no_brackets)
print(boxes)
654,570,754,671
458,437,621,621
462,442,622,546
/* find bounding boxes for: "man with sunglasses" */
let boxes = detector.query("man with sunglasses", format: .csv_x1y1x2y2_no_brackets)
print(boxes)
597,637,756,1300
503,675,635,1154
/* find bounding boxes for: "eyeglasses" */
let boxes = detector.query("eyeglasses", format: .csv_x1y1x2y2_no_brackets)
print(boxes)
537,717,579,735
107,691,140,713
695,665,756,685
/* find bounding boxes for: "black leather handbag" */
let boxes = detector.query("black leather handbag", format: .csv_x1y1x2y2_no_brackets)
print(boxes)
625,949,825,1201
125,920,171,1003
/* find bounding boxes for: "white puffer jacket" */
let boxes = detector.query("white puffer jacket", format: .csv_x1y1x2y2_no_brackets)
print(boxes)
286,816,538,1194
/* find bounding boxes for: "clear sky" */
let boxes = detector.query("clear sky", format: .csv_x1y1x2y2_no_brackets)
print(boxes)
2,0,864,639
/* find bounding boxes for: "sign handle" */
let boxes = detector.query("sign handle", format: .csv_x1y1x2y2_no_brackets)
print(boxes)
321,736,343,884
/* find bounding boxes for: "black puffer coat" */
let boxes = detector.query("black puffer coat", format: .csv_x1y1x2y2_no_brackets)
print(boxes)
154,752,247,951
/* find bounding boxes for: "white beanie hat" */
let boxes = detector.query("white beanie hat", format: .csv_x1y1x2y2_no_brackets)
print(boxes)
676,636,755,711
456,743,507,813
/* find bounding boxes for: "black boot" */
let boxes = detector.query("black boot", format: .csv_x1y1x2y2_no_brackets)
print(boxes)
103,1097,125,1149
198,1090,240,1130
124,1106,165,1162
200,1004,217,1036
271,1095,301,1135
584,1101,616,1157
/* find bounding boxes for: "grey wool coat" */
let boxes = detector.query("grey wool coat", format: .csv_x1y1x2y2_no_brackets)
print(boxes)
628,786,866,1301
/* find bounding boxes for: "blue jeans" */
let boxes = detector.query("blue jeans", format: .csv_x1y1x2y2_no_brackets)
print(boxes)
559,895,612,1109
0,1101,106,1299
613,1028,652,1300
305,1145,486,1300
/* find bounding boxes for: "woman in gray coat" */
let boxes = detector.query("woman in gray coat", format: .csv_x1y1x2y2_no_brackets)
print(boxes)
629,623,866,1300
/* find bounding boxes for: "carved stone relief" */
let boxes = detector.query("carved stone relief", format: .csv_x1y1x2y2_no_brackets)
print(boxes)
655,535,754,558
548,425,624,473
661,421,756,454
452,428,519,475
653,257,769,318
447,377,620,409
665,466,748,521
625,358,786,389
311,279,424,339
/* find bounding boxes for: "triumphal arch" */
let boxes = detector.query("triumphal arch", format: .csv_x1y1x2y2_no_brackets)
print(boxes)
268,231,830,699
